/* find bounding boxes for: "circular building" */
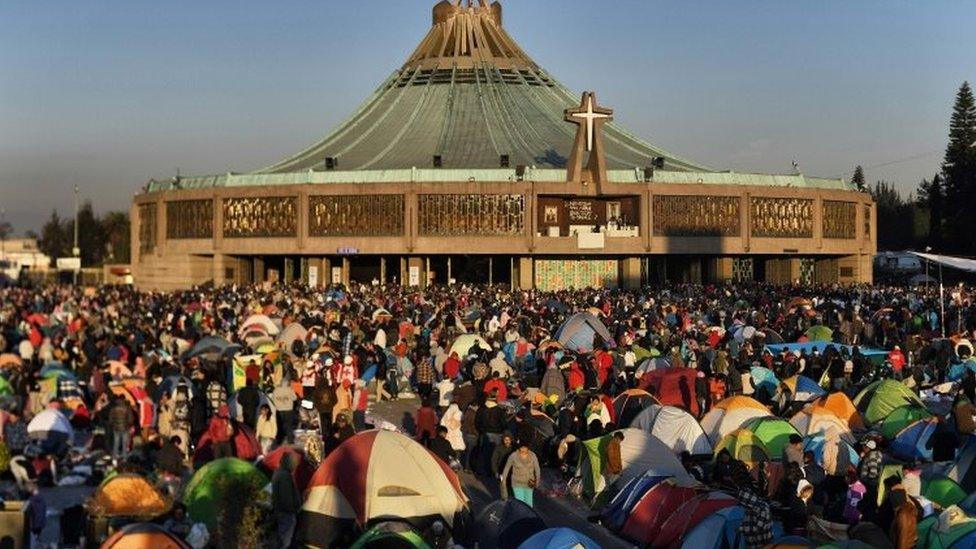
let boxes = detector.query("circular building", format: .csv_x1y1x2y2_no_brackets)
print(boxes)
132,1,875,291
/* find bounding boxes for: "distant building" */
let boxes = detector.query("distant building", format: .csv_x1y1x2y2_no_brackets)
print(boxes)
0,238,51,280
132,1,875,291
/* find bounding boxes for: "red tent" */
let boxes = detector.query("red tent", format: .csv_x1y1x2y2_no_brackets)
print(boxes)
619,480,698,544
193,423,260,467
259,446,315,492
654,491,736,548
638,368,700,417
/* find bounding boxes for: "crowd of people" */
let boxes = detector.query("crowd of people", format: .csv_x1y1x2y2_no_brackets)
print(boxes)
1,280,975,548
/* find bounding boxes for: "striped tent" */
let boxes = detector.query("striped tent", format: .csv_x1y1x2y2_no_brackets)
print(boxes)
298,430,468,548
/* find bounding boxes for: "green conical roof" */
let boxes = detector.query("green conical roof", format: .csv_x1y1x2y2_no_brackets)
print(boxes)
258,1,708,174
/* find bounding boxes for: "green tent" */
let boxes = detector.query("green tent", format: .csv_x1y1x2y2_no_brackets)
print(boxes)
854,380,925,426
743,417,800,460
0,376,12,396
183,458,267,530
922,476,967,508
880,405,933,440
351,523,431,549
917,513,976,549
804,325,834,342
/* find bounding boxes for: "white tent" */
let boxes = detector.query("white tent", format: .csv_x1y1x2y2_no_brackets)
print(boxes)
629,404,712,456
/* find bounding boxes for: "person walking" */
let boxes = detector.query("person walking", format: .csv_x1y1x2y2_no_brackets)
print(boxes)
272,376,298,444
256,404,277,455
272,453,302,548
108,396,133,460
501,442,541,507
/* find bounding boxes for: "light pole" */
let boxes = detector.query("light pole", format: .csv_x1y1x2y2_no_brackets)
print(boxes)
73,185,80,285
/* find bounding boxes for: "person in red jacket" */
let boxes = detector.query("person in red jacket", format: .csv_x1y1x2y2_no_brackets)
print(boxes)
415,399,439,447
208,404,234,459
567,360,585,392
443,352,461,380
483,372,508,402
594,349,614,387
888,346,907,379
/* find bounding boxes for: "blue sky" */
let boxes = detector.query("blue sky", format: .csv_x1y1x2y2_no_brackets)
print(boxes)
1,1,974,233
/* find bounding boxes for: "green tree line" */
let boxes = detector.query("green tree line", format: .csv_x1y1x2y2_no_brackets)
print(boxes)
36,202,130,267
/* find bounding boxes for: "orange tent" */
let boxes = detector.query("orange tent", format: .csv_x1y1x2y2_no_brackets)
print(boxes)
100,522,190,549
811,392,864,430
88,473,172,519
0,354,22,369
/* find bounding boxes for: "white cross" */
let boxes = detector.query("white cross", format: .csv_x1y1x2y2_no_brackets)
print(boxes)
571,95,610,151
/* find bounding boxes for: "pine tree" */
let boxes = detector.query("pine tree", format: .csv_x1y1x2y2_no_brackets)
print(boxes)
851,165,867,192
942,81,976,253
917,174,945,249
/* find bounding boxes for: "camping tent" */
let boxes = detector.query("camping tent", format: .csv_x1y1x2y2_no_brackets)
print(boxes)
613,389,658,427
655,492,737,548
602,475,669,532
880,405,933,440
922,477,967,509
637,368,700,417
680,505,743,549
258,446,315,493
578,428,692,501
916,509,976,549
790,408,854,443
27,409,73,453
629,404,712,456
715,429,770,466
803,433,859,476
183,458,267,530
88,473,172,519
700,396,771,444
555,313,614,353
299,430,468,549
890,418,938,461
517,528,600,549
742,417,800,460
449,334,492,357
811,392,864,430
100,522,191,549
238,314,279,336
614,477,698,544
193,423,261,467
854,380,925,425
779,376,825,403
349,522,431,549
750,367,780,396
473,499,547,549
949,441,976,492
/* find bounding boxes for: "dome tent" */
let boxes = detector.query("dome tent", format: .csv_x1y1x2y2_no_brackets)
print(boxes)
472,499,546,549
608,476,699,544
100,522,191,549
629,404,712,456
700,396,771,444
298,430,468,548
350,522,431,549
741,416,801,460
655,492,737,548
853,379,925,426
517,527,600,549
613,389,658,427
88,473,172,519
555,313,614,353
182,458,267,531
578,428,692,502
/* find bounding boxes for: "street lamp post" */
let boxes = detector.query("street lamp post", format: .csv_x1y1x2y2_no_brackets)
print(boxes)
73,185,80,285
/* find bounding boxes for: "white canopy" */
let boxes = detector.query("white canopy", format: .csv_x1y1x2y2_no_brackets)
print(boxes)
912,252,976,274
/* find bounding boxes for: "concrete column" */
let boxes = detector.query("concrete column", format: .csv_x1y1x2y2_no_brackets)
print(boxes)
213,193,223,252
518,257,533,289
488,257,494,286
714,257,733,283
789,258,802,284
400,257,407,287
341,257,351,286
407,257,424,288
380,257,387,284
447,257,452,284
297,189,308,251
741,192,750,252
814,195,824,251
621,257,642,289
253,257,265,283
213,254,227,286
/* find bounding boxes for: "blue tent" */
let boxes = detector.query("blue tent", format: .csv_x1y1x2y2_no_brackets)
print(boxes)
518,528,600,549
891,418,937,461
555,313,614,353
680,506,744,549
804,433,860,469
601,474,667,531
187,336,240,359
948,359,976,382
750,366,779,395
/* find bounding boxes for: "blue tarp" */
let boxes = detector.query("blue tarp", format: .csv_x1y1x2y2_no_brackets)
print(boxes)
765,342,888,362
